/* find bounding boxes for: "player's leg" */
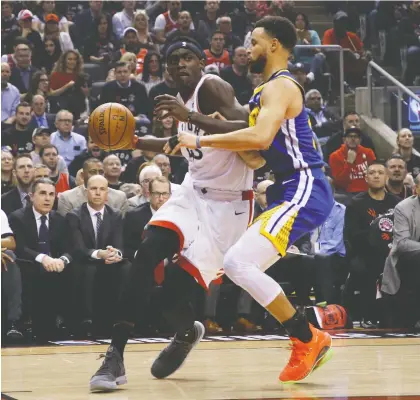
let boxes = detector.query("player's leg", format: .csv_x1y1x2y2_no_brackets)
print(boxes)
89,225,180,392
223,218,332,383
151,264,206,378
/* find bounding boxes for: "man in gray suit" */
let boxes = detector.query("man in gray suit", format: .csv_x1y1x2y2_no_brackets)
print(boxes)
57,158,128,216
382,175,420,325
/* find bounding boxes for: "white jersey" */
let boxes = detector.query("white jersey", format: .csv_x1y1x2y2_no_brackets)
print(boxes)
178,74,253,192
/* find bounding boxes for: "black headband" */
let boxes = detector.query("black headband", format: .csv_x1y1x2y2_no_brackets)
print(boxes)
165,40,205,60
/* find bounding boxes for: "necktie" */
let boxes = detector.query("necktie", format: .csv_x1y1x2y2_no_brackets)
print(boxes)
24,194,31,208
38,116,46,127
38,215,50,255
95,212,103,246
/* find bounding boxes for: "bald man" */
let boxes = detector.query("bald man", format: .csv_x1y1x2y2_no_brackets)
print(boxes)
29,94,56,130
66,174,131,335
103,155,123,190
254,180,274,219
1,62,20,124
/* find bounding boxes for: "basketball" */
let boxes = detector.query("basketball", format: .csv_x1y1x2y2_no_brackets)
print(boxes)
88,103,135,150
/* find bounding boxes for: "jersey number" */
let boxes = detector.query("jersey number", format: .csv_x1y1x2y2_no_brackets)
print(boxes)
187,149,203,160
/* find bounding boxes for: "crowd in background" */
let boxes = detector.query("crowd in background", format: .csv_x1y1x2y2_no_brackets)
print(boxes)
1,0,420,343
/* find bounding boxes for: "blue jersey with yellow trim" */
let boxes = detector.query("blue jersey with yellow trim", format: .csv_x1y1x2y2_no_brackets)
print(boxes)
249,70,324,175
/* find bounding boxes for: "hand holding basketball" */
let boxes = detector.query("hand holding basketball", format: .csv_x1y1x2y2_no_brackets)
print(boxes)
88,103,136,150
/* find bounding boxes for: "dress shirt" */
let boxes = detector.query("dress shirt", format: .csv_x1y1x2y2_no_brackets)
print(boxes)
50,130,87,166
1,83,20,121
87,203,104,260
312,200,346,257
35,113,48,128
112,10,134,39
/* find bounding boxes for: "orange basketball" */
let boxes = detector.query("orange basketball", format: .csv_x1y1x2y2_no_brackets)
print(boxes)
88,103,135,150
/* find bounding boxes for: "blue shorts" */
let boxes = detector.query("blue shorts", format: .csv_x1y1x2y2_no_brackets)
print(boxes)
254,168,334,256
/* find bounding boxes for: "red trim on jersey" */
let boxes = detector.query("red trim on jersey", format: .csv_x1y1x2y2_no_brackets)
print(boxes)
178,255,209,290
148,220,185,250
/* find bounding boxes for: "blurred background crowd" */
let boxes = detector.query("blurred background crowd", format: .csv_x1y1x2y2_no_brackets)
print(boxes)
1,0,420,344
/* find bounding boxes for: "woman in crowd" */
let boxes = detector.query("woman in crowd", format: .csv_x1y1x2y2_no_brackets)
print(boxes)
293,13,321,67
33,0,69,34
153,114,177,138
394,128,420,178
138,51,163,93
1,150,15,194
83,13,117,64
133,10,156,50
39,37,62,74
49,49,83,92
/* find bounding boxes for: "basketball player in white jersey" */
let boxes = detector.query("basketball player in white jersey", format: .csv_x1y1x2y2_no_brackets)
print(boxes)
89,38,265,392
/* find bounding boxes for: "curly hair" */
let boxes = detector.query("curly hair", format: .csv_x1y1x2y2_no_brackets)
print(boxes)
141,51,163,83
52,49,84,75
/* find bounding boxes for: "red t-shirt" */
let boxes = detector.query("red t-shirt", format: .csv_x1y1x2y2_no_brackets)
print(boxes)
50,72,77,90
322,29,363,52
204,49,231,70
329,144,376,193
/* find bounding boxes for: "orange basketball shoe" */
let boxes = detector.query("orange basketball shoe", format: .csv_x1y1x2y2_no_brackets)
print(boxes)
279,324,332,383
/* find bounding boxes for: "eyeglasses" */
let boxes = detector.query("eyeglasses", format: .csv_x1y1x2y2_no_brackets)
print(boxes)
151,191,170,198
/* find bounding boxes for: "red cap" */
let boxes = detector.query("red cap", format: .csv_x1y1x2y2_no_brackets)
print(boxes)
45,13,59,23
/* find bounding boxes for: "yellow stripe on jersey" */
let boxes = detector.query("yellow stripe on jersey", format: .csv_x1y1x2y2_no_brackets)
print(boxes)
249,106,260,127
252,203,298,257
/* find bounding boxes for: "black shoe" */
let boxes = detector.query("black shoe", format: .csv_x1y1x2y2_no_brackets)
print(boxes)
151,321,205,379
89,346,127,392
6,322,23,340
361,320,378,329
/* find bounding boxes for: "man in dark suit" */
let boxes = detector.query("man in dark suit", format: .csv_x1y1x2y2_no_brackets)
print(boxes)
9,43,38,94
1,154,34,216
66,175,131,335
8,178,73,341
28,95,56,130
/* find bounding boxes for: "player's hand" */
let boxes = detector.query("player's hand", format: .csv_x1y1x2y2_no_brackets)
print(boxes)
1,249,14,271
154,95,189,121
164,131,197,155
347,149,357,164
208,111,226,120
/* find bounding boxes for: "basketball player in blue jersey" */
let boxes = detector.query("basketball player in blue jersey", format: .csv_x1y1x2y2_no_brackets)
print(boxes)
171,16,335,383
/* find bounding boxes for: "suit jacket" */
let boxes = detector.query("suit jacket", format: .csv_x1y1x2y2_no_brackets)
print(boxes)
66,203,124,262
8,206,72,263
123,202,152,261
9,65,39,94
57,185,128,216
1,187,24,216
381,195,420,295
28,113,56,131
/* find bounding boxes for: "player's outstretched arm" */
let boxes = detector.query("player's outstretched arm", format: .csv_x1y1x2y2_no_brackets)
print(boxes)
133,135,181,156
174,78,301,152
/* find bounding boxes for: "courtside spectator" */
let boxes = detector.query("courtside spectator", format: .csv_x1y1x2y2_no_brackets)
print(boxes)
128,164,162,209
344,163,399,327
196,1,221,44
329,126,376,194
382,175,420,328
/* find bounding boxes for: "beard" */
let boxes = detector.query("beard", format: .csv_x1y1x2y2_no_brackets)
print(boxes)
249,55,267,74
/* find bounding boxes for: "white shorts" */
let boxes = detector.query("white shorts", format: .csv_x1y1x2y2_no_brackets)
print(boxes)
148,183,254,289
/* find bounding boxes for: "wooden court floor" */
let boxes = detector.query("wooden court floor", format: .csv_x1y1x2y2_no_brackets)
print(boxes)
2,336,420,400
